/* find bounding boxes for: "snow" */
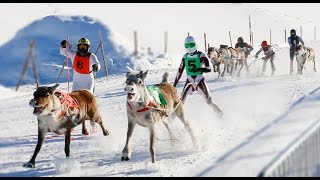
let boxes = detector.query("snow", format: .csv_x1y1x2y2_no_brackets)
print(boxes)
1,3,320,177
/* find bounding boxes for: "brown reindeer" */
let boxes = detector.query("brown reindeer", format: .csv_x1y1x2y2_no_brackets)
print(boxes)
295,45,316,74
121,70,197,163
207,47,223,78
23,84,109,168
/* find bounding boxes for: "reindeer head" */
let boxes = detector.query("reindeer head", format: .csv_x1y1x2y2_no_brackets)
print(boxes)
295,45,306,57
124,70,148,102
218,45,230,58
207,47,215,58
29,84,59,116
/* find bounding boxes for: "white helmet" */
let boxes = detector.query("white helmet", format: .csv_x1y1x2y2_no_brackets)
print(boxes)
184,36,197,54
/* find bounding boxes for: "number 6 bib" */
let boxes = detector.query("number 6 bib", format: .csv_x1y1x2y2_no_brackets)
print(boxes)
73,54,90,74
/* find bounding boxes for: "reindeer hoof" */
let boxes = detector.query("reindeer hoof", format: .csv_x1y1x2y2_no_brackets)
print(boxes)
23,162,35,168
82,130,89,136
103,130,109,136
121,156,130,161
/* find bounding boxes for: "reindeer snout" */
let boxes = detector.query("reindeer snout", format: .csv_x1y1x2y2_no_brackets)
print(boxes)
124,86,134,93
29,99,36,107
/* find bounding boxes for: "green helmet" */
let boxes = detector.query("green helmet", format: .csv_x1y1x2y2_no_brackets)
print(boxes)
77,37,90,46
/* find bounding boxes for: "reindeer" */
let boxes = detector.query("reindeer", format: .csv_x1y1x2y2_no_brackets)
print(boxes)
207,47,223,78
295,45,316,74
218,45,237,77
23,84,109,168
121,70,197,163
228,47,246,77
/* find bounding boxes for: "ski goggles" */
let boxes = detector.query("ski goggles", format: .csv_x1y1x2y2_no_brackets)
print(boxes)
185,43,196,48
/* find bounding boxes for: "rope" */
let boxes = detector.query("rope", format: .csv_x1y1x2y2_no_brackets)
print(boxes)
156,137,178,142
146,99,182,112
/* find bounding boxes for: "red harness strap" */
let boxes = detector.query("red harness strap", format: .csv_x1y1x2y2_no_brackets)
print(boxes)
127,101,155,112
54,91,80,118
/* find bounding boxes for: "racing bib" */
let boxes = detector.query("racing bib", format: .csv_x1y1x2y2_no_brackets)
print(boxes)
184,53,201,76
73,54,90,74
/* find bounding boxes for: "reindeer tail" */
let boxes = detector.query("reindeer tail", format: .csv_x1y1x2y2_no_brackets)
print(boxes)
162,72,169,83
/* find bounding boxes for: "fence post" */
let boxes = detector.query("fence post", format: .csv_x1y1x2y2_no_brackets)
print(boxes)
229,30,233,47
204,33,207,52
285,29,287,43
16,40,37,91
98,30,109,79
270,29,272,45
249,14,252,46
164,31,168,54
134,30,138,57
314,26,316,40
252,32,253,47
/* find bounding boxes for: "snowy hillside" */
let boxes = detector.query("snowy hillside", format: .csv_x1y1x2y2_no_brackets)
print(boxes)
0,15,175,87
1,3,320,177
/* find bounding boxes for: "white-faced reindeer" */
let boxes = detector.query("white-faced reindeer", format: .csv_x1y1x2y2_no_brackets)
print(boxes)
23,84,109,168
229,47,246,77
295,45,316,74
218,45,237,77
121,70,197,163
207,47,223,78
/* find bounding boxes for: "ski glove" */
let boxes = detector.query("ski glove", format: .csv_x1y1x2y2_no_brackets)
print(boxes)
92,64,98,72
61,40,68,48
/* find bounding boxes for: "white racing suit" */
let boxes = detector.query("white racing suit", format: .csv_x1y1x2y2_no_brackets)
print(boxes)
60,47,101,93
173,50,223,118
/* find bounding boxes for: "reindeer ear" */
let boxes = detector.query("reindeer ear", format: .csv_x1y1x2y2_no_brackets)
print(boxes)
48,84,59,95
141,70,148,80
126,71,132,78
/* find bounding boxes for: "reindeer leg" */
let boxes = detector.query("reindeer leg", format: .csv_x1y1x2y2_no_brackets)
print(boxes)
82,121,89,135
221,63,226,77
237,61,244,77
65,129,71,157
217,63,221,78
149,125,157,163
23,127,46,168
175,103,197,148
95,115,109,136
245,58,250,74
121,121,136,161
163,118,177,146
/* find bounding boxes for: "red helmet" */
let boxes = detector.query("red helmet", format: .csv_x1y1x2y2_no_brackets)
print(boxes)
261,41,268,47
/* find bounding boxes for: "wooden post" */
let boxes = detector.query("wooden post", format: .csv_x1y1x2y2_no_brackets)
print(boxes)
16,40,37,91
134,30,138,57
249,14,252,46
164,31,168,53
251,32,253,47
285,29,287,43
314,26,316,40
188,32,190,37
208,43,210,48
30,41,39,88
94,42,102,54
270,29,272,45
98,30,109,80
300,26,302,38
229,30,233,47
204,33,207,52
